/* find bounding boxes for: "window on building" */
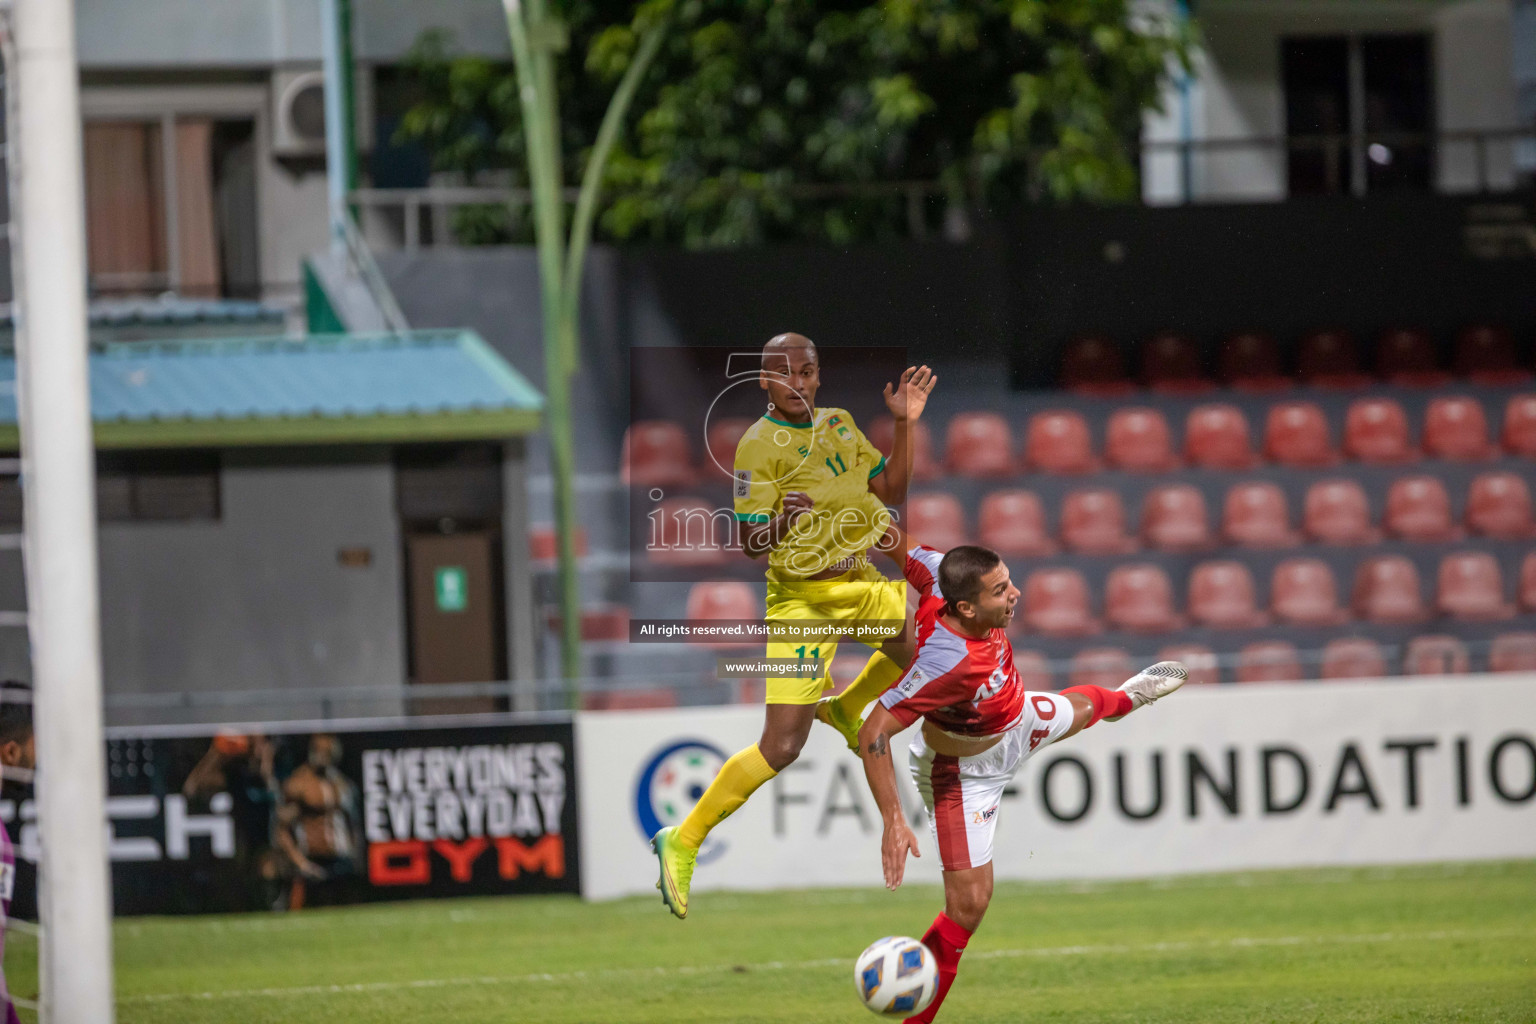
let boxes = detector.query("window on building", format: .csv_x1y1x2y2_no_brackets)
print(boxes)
82,117,260,299
0,451,221,524
1282,34,1432,197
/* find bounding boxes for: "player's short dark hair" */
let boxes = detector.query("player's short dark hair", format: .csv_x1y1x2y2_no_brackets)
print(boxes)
0,681,33,746
939,545,1003,611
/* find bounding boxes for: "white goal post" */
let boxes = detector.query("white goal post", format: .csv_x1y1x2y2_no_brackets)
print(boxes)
6,0,117,1019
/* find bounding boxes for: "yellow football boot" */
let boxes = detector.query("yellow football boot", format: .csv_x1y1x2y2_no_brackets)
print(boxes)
816,695,864,754
650,825,697,919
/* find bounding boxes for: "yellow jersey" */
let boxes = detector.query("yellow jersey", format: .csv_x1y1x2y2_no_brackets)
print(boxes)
732,407,891,579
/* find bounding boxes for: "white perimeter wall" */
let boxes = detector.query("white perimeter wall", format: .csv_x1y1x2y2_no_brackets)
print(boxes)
577,675,1536,900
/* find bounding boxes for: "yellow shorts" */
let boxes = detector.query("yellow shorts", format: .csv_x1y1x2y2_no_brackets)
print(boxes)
763,561,908,705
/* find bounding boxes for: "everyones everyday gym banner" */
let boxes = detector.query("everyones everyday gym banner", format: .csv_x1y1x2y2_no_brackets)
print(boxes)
575,675,1536,900
1,715,579,916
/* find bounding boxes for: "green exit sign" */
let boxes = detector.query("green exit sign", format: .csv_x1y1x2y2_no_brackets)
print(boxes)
434,566,469,612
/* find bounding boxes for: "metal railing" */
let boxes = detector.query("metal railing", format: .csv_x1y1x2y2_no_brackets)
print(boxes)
352,180,949,250
340,211,410,332
1141,126,1536,204
98,631,1525,727
99,672,743,724
351,126,1535,249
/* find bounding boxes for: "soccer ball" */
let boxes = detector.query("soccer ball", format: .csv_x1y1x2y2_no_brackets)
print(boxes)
853,936,938,1018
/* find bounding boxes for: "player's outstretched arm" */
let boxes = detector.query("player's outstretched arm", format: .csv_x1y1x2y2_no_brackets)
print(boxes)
869,365,936,507
740,491,815,559
857,705,920,890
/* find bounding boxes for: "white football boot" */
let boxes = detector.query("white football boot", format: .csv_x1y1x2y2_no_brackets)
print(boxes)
1105,660,1188,721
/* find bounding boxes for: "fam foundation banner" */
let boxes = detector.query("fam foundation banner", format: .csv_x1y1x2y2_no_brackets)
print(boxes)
0,715,579,916
575,675,1536,900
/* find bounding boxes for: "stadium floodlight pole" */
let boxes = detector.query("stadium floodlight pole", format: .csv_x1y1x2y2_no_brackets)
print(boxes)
10,0,117,1018
320,0,350,258
499,0,670,699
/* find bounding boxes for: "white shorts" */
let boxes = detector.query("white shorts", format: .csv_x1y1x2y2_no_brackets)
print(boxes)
907,692,1075,871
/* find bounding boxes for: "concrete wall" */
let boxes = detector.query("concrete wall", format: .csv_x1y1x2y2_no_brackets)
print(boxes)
382,190,1535,412
0,449,408,724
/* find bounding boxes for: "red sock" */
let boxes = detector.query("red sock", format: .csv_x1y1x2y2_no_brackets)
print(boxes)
1060,684,1132,727
904,912,972,1024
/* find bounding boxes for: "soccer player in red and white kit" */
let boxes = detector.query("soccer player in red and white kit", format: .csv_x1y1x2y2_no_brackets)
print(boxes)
857,544,1187,1023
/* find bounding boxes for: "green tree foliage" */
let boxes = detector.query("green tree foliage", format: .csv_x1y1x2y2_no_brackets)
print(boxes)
396,0,1194,247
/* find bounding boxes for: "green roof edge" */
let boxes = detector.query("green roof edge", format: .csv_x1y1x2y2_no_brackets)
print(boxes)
456,330,546,410
0,408,542,450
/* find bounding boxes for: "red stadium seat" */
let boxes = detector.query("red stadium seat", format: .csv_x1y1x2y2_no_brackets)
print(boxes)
1142,331,1214,395
1423,397,1496,460
1069,648,1134,689
1105,564,1183,633
1263,402,1338,467
1375,328,1449,387
945,412,1015,478
1403,635,1470,676
1490,633,1536,673
1343,398,1417,464
1237,641,1303,683
867,416,942,482
529,524,590,562
1106,407,1180,472
649,498,732,567
1185,404,1257,470
1141,484,1213,552
685,582,759,647
1303,480,1379,545
1297,328,1371,389
1061,334,1136,396
1158,643,1220,686
1189,560,1268,628
1352,555,1430,624
1321,637,1387,680
1061,488,1138,555
622,420,695,488
1013,649,1055,690
547,604,632,643
1222,482,1300,548
1466,473,1536,539
1021,568,1101,637
1456,325,1531,385
978,490,1056,557
1501,394,1536,457
906,492,968,551
1023,411,1098,474
1384,476,1461,542
1436,551,1514,621
705,417,755,477
1271,558,1348,626
685,581,758,619
1523,553,1536,612
1219,331,1291,392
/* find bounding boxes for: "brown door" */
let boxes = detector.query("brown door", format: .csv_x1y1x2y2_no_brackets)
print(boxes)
404,531,502,714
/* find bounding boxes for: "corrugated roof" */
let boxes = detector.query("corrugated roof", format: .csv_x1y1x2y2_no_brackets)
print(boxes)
0,330,543,448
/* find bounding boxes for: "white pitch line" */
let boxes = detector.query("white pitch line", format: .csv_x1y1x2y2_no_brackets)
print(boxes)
118,927,1532,1005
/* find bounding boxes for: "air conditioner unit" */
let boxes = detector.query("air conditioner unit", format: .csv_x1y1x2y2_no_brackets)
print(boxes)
271,68,327,157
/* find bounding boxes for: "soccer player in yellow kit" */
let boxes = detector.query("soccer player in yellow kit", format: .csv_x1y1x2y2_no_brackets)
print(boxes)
652,332,935,918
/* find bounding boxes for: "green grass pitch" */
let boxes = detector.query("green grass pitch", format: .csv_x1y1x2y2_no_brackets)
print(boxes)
8,860,1535,1022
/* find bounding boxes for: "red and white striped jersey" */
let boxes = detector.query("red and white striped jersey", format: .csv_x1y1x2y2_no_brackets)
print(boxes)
878,545,1035,739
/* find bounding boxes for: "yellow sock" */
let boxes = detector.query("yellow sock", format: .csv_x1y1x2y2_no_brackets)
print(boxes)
677,743,778,851
832,651,905,721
